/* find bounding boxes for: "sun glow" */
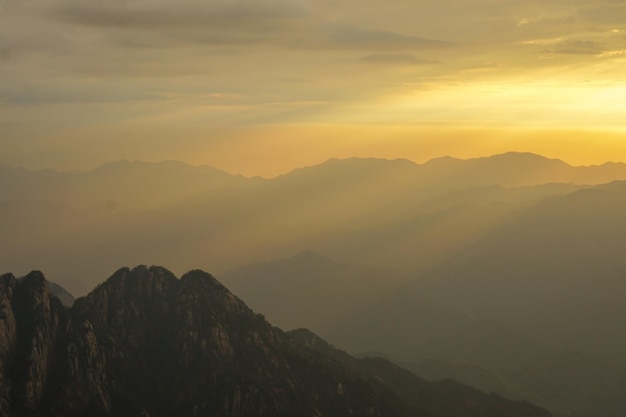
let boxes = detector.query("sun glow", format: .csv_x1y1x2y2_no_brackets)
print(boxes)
369,80,626,130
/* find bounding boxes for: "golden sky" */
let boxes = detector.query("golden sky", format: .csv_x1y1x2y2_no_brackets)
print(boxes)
2,0,626,176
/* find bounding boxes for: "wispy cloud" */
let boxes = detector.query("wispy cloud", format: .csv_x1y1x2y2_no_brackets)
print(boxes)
359,53,430,65
545,39,605,55
3,0,626,171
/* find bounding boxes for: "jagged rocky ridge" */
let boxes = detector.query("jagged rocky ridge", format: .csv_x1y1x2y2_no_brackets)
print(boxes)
0,266,553,417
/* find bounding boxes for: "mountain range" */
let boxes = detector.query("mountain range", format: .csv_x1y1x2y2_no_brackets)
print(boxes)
1,152,619,295
3,152,626,417
0,267,552,417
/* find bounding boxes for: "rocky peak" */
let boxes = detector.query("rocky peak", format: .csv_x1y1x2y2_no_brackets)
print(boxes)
0,267,554,417
0,271,69,416
0,273,18,415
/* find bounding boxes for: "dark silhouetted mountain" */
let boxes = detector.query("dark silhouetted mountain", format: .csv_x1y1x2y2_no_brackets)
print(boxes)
0,271,71,417
3,155,625,417
288,329,553,417
0,267,554,417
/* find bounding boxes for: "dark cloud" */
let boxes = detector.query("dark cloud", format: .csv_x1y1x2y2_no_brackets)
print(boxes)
53,2,308,31
325,25,450,50
546,39,605,55
359,53,429,65
41,1,453,53
47,1,310,48
0,83,169,105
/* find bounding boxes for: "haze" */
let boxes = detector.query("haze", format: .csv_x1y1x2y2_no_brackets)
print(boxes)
3,0,626,175
3,2,626,417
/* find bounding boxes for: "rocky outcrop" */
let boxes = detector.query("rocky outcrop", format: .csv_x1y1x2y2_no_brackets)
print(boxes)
68,266,418,417
0,273,18,416
0,266,555,417
0,271,69,417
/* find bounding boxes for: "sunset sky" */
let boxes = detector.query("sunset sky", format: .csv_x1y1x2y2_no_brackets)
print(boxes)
2,0,626,176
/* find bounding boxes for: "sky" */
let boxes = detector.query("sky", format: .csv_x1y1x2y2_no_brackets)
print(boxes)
2,0,626,176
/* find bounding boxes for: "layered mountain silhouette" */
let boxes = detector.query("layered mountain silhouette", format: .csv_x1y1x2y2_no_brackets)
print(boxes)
3,153,626,417
2,152,625,211
325,183,626,417
0,160,252,209
0,152,611,295
0,266,552,417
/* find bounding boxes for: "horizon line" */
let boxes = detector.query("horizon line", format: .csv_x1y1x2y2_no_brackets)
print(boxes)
2,151,625,180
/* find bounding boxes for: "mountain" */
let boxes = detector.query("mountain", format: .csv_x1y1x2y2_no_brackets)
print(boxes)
412,183,626,362
0,160,252,209
220,250,402,334
419,152,626,187
2,153,625,295
329,181,626,359
275,153,626,193
288,329,552,417
408,353,626,417
2,153,624,214
325,182,626,417
0,266,553,417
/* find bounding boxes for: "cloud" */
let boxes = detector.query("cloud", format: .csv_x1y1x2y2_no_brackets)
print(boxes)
322,25,449,50
52,1,309,32
0,84,169,105
4,0,626,168
45,0,311,49
359,53,430,65
546,39,605,55
45,1,451,52
579,2,626,26
599,49,626,59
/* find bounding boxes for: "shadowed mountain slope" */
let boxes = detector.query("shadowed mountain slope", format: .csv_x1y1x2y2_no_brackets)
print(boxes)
0,266,553,417
326,182,626,417
221,250,401,334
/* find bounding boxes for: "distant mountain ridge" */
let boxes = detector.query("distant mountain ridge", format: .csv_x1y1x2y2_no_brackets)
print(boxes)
3,152,626,296
0,266,553,417
3,151,626,204
0,159,253,209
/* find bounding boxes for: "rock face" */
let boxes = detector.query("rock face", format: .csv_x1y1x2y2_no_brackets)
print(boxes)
0,266,554,417
0,271,69,416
